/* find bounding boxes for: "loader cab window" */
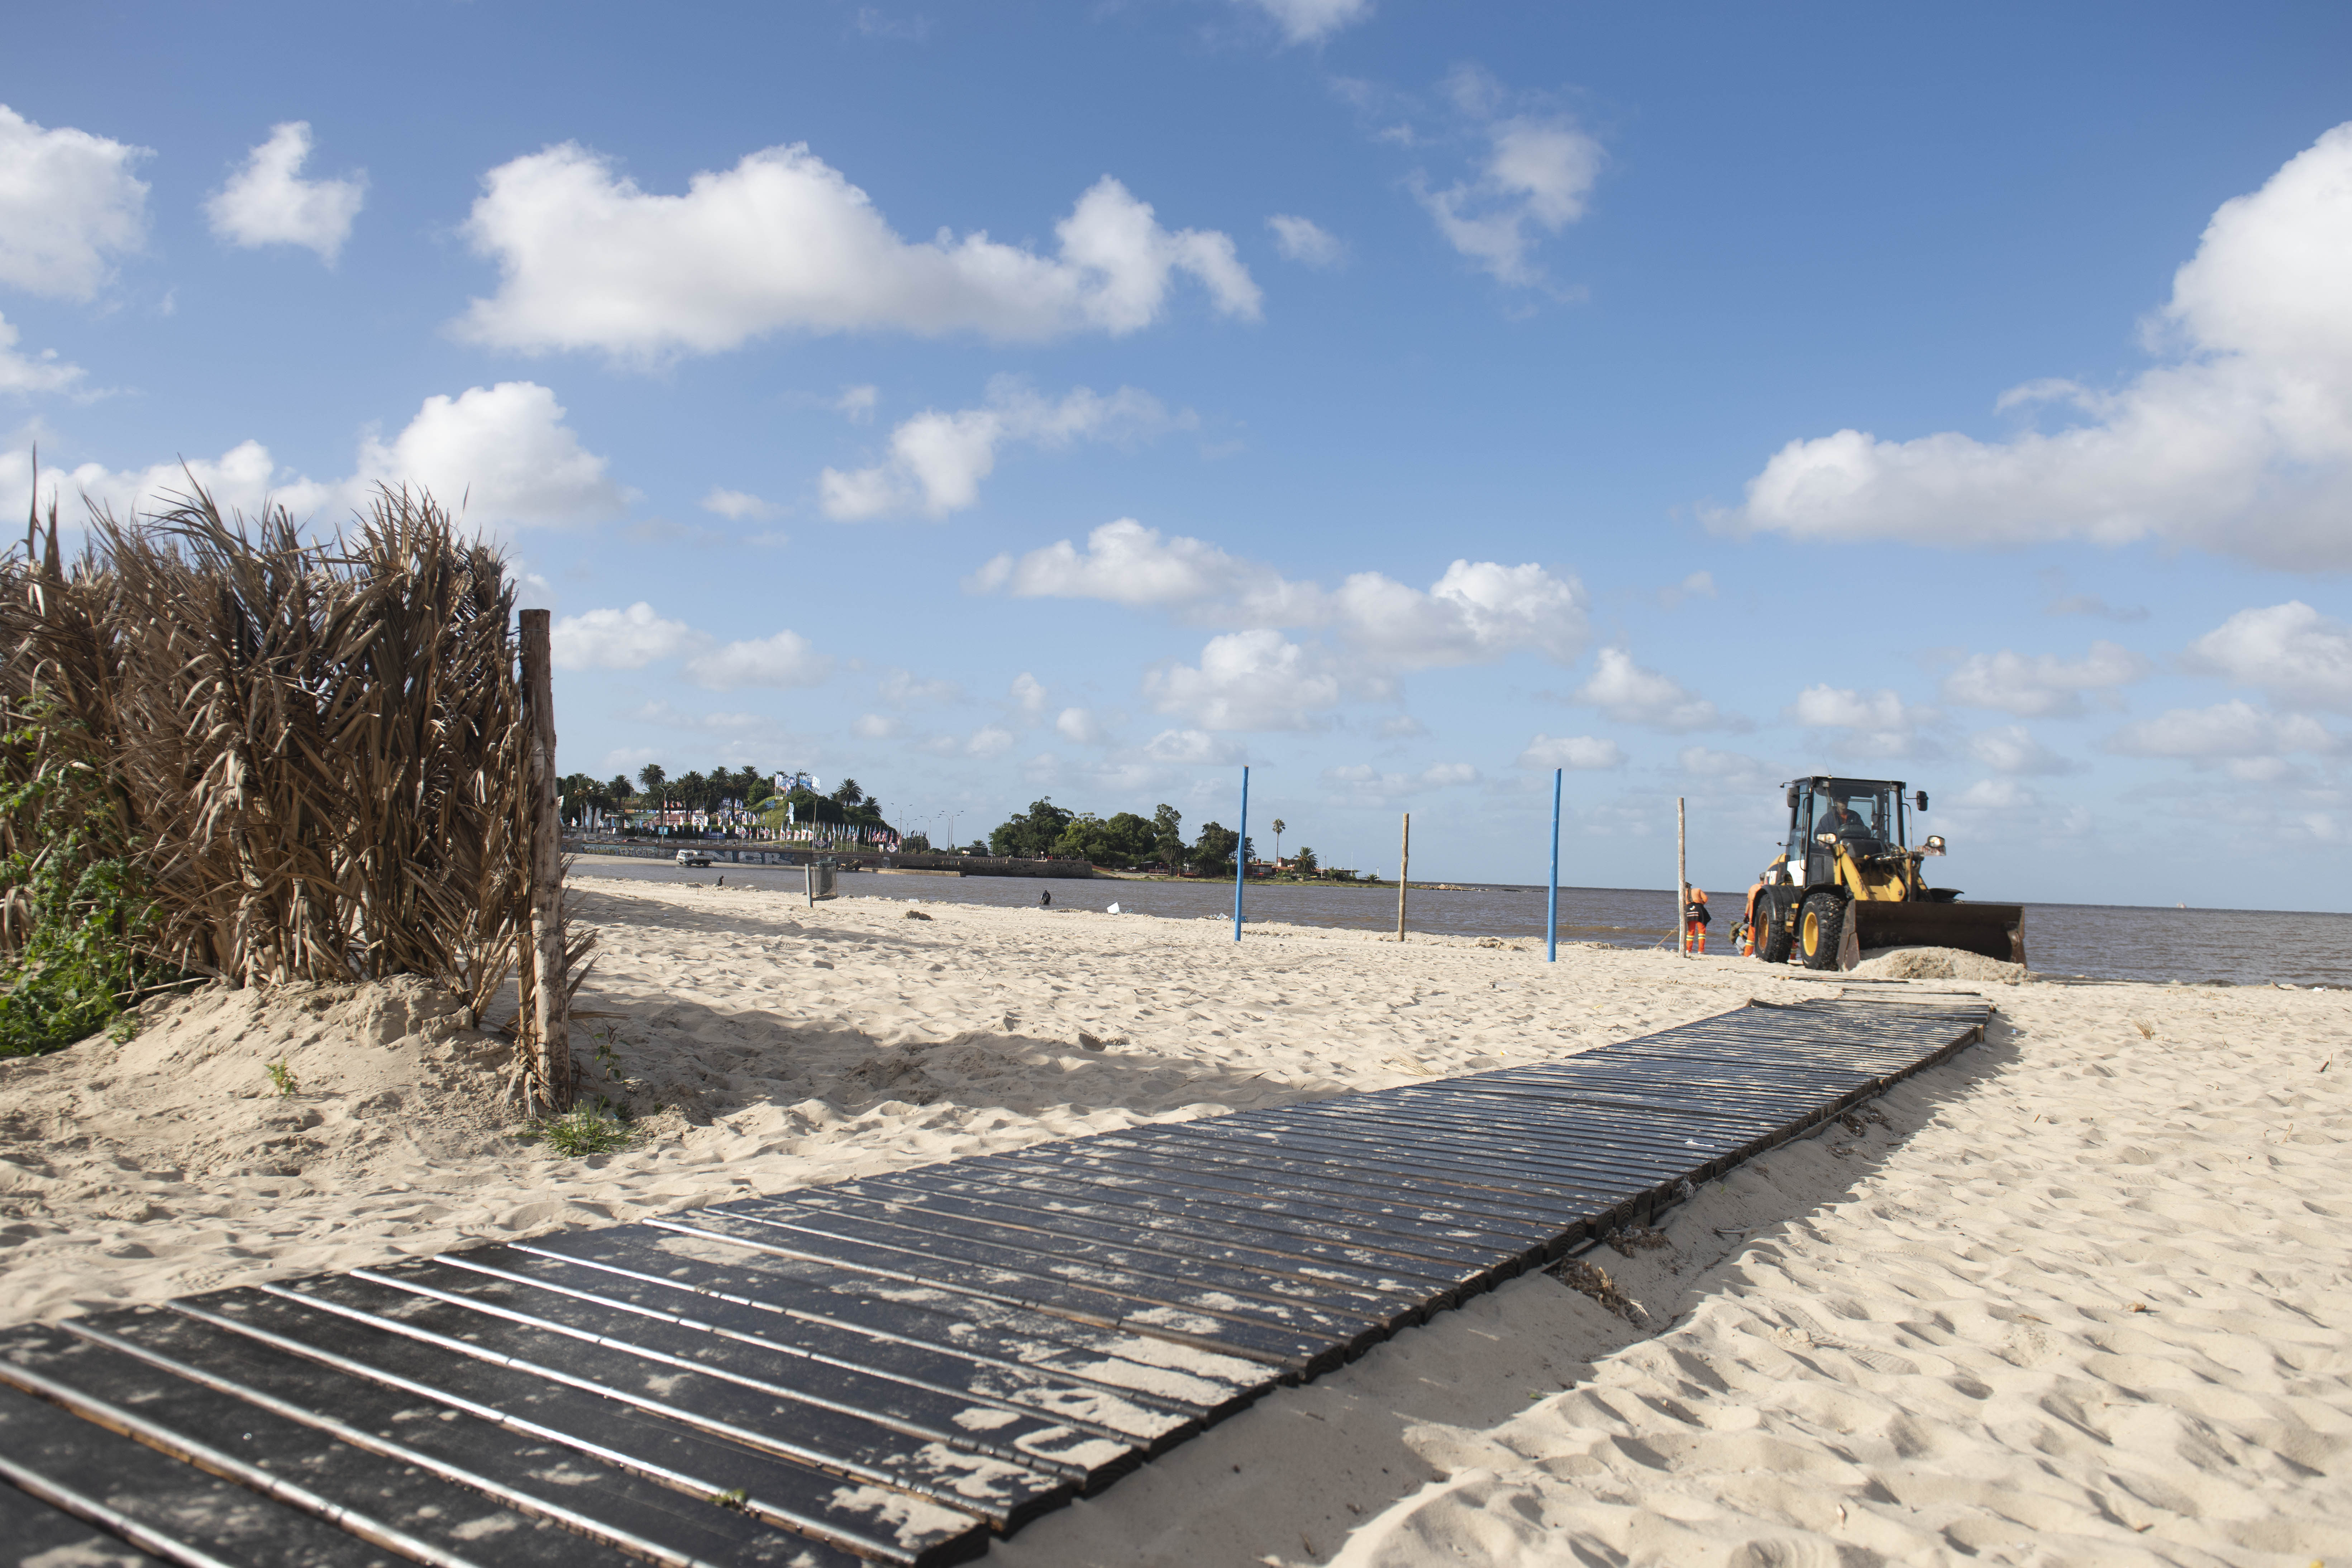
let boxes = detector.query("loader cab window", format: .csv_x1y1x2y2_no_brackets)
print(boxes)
1819,780,1901,853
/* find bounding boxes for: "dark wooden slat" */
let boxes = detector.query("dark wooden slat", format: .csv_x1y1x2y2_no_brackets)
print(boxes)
0,1478,164,1568
1131,1121,1640,1211
277,1273,1078,1528
169,1289,994,1566
513,1229,1272,1418
0,1324,629,1568
74,1305,855,1568
662,1212,1346,1375
741,1188,1423,1333
0,1379,391,1568
435,1245,1197,1453
357,1257,1142,1484
1091,1127,1593,1225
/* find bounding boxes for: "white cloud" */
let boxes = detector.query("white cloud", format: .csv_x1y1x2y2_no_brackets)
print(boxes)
853,713,902,739
1378,715,1428,738
1788,685,1941,759
1267,214,1344,267
1727,122,2352,569
973,518,1587,670
2184,601,2352,714
1146,630,1344,731
456,143,1259,358
0,313,85,394
878,668,962,707
701,486,784,520
1236,0,1372,43
1657,570,1716,610
919,724,1016,759
1056,707,1106,744
821,380,1173,520
1010,672,1048,721
2105,700,2339,766
1966,724,2080,776
204,121,365,263
1517,734,1626,770
1571,648,1734,733
1412,73,1602,289
4,381,625,531
1142,728,1246,766
1939,640,2149,718
834,384,878,423
1324,761,1480,802
1676,747,1778,793
0,105,149,299
683,629,833,690
550,602,704,671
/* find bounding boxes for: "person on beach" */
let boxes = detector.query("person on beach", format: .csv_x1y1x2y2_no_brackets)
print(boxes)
1039,889,1051,907
1684,888,1711,954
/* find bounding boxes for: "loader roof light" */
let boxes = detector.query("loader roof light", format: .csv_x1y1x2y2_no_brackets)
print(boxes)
1924,834,1946,854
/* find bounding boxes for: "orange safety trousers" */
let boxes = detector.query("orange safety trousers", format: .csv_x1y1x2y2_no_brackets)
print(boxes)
1684,919,1707,955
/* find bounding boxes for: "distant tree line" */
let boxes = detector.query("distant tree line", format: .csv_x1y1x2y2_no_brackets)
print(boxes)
986,799,1268,874
559,767,894,834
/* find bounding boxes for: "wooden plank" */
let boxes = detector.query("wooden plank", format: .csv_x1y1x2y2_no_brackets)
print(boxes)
354,1257,1144,1483
0,1477,164,1568
0,1323,634,1568
71,1304,858,1568
1133,1121,1642,1211
168,1288,995,1566
665,1210,1353,1374
434,1245,1199,1453
276,1272,1079,1528
1091,1128,1594,1225
513,1229,1273,1417
0,1378,389,1568
748,1188,1425,1332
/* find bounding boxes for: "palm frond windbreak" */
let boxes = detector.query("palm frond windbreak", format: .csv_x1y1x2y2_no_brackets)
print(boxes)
0,478,585,1106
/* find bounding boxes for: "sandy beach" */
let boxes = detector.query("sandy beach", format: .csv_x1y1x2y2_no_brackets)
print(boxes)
3,875,2346,1564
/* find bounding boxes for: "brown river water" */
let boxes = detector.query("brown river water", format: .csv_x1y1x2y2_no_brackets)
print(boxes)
577,857,2350,988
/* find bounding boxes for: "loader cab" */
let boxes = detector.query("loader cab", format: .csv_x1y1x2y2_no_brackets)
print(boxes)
1786,777,1908,884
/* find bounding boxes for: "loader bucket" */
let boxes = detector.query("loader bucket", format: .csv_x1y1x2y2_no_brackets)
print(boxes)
1848,900,2026,967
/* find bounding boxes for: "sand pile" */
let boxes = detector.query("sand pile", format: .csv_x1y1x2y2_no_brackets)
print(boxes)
1852,944,2028,982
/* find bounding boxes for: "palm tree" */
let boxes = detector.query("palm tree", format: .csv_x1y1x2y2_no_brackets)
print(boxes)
637,762,667,798
1271,818,1286,871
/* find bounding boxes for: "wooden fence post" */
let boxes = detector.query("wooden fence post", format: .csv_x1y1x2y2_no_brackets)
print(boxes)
1676,795,1688,959
1396,812,1410,943
519,610,573,1110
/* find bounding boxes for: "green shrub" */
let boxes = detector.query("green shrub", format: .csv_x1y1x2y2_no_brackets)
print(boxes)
515,1105,638,1157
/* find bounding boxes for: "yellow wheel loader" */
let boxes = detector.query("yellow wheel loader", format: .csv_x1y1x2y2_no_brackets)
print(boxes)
1751,776,2025,971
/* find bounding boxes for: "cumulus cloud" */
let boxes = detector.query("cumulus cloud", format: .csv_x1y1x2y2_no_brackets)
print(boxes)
700,486,784,520
918,724,1016,759
2184,601,2352,713
878,669,962,707
1010,672,1048,722
820,380,1173,519
0,105,149,299
2105,700,2339,769
1656,570,1716,610
1267,214,1344,266
1141,728,1246,766
205,122,366,263
1324,761,1480,802
1236,0,1372,43
3,381,626,531
1517,734,1626,770
1409,70,1602,288
1966,724,2080,776
0,313,85,395
1788,685,1942,759
455,143,1259,359
1676,747,1779,793
853,714,902,740
683,629,833,690
1571,648,1737,733
1056,707,1107,744
1939,640,2149,718
1726,123,2352,568
973,518,1587,671
834,384,879,423
549,602,704,671
1145,629,1344,731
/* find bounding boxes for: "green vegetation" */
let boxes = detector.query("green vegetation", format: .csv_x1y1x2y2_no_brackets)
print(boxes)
515,1104,639,1157
266,1060,298,1097
984,798,1280,874
0,703,176,1058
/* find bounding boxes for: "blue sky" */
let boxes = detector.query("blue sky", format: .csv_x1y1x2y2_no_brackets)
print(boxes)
7,2,2350,908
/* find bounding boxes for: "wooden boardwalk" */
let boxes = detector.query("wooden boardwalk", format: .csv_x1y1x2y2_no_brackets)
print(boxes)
0,987,1988,1567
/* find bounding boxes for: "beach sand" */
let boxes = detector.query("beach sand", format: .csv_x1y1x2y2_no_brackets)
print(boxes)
3,875,2345,1564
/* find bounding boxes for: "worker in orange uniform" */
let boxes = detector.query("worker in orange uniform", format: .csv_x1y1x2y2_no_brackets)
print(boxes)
1741,880,1765,956
1682,887,1711,955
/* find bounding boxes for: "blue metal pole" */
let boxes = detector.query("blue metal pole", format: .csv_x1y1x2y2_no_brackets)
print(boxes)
1547,768,1561,963
1233,766,1249,941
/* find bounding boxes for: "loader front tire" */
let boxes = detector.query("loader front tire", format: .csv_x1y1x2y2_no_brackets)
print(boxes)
1799,891,1847,970
1757,892,1793,963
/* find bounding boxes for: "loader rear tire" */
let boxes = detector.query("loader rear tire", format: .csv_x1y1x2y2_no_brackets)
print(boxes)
1757,892,1793,963
1799,891,1847,970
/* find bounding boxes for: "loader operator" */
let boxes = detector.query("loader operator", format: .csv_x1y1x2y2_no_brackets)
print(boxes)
1819,797,1870,843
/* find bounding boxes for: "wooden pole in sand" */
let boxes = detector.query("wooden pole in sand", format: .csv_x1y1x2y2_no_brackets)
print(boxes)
1676,795,1688,959
520,610,573,1111
1396,812,1410,942
1547,768,1561,963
